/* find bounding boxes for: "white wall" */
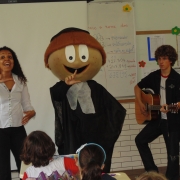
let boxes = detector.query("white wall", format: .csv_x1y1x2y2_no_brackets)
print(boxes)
0,1,87,170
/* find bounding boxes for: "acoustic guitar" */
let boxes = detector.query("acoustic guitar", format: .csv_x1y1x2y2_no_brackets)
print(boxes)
135,90,180,124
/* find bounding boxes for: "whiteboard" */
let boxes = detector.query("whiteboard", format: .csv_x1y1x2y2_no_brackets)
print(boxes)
88,1,137,98
0,1,87,170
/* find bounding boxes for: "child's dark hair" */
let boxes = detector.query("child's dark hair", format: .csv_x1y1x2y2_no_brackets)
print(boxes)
0,46,27,84
20,130,55,167
155,45,178,66
77,143,106,180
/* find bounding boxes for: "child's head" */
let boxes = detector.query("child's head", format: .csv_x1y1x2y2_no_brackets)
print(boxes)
20,130,55,167
76,143,106,180
155,45,178,66
136,171,167,180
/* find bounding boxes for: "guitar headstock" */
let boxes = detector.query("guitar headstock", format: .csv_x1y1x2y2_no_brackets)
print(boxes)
168,102,180,113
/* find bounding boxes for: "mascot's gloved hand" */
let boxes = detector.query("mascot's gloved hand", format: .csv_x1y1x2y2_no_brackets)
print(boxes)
65,70,81,85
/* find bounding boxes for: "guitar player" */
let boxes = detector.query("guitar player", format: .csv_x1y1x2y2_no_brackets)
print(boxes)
134,45,180,180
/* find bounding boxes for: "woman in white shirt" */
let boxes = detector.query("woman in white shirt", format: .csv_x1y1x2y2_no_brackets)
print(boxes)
0,46,36,180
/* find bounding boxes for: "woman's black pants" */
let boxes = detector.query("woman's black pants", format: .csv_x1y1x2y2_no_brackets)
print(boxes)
0,126,27,180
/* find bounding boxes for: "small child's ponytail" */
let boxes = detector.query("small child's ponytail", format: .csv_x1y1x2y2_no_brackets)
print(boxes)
82,161,102,180
76,143,106,180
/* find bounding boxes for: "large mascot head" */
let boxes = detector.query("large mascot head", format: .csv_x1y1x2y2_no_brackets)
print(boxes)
44,27,106,82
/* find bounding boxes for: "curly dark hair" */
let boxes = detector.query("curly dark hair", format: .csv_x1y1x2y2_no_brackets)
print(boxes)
79,144,105,180
20,130,56,167
0,46,27,84
155,45,178,66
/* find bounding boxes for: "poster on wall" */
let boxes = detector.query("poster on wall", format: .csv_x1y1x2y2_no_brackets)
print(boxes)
147,34,165,61
176,35,180,66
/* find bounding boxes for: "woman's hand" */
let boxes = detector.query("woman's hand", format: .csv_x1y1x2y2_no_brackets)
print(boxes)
22,110,36,125
65,70,81,85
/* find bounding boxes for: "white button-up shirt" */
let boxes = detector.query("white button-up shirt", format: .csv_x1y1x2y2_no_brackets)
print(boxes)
0,73,34,128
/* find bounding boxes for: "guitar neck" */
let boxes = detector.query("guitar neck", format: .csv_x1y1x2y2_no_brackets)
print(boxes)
148,105,161,110
148,103,180,111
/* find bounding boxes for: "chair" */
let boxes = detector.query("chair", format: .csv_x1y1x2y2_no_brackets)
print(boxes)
19,161,32,179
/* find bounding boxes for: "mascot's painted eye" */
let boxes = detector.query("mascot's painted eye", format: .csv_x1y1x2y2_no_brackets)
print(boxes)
79,44,89,62
65,45,76,63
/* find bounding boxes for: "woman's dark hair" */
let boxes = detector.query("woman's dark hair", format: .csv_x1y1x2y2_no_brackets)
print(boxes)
155,45,178,66
0,46,27,84
20,130,56,167
78,144,105,180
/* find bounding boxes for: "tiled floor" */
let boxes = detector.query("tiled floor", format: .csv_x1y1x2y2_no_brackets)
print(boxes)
11,171,19,180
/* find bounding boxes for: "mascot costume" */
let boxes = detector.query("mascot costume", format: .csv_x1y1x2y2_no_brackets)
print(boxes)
44,28,126,172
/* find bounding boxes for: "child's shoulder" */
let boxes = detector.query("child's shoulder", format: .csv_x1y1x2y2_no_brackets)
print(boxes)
53,155,76,166
52,156,64,163
51,156,66,168
26,165,35,172
25,165,43,177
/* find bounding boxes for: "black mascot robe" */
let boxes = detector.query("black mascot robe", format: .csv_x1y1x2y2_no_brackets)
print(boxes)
50,80,126,172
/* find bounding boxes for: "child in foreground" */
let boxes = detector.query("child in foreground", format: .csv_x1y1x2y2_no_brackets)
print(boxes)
136,171,168,180
76,143,115,180
20,130,79,180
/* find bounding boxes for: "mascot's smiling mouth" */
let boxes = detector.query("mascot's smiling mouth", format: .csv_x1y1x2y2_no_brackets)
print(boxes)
64,65,88,74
